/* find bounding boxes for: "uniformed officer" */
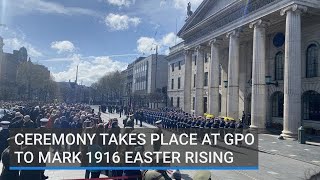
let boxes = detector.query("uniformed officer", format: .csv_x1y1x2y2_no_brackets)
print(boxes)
1,137,19,180
38,118,49,180
126,114,135,128
0,121,10,161
153,120,162,151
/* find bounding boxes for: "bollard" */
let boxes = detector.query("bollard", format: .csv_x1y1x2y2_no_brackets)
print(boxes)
298,126,306,144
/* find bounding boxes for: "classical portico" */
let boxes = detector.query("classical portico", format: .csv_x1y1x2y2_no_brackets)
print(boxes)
176,0,320,138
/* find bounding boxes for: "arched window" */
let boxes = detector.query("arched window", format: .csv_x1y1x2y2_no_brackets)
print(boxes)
302,91,320,121
275,52,284,80
306,44,318,78
272,92,284,117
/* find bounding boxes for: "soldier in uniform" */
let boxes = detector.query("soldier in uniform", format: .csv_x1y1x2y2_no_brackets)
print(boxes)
1,137,20,180
38,118,49,180
219,117,226,141
0,121,10,161
123,115,129,127
126,114,135,128
153,120,162,152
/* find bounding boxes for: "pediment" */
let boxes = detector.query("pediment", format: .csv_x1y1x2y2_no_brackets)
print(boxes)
178,0,237,38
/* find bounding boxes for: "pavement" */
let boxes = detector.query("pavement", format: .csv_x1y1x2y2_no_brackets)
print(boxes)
1,106,319,180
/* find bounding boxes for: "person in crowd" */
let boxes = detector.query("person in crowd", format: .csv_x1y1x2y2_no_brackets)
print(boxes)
0,137,20,180
0,121,10,161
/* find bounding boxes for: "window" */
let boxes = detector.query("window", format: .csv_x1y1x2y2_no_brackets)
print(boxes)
178,61,181,70
192,97,195,110
171,79,174,90
177,97,180,108
204,72,208,86
275,52,284,80
171,63,174,72
306,44,318,78
303,91,320,121
178,77,181,89
194,74,196,88
194,56,197,66
203,97,208,113
170,97,174,107
272,92,284,117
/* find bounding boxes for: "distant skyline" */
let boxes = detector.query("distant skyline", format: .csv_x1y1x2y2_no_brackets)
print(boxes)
0,0,202,85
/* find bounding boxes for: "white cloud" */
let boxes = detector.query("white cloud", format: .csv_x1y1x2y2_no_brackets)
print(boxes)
137,32,182,55
161,32,183,47
3,38,43,57
7,0,100,17
105,13,141,31
107,0,135,7
137,37,158,55
51,41,75,53
51,54,127,85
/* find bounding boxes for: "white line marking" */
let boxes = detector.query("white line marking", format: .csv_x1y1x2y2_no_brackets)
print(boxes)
272,142,277,144
270,150,278,152
311,161,320,163
304,149,310,151
259,139,264,141
267,171,279,175
286,145,292,147
289,155,297,157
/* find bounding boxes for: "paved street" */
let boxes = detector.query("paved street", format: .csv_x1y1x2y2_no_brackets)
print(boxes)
2,107,319,180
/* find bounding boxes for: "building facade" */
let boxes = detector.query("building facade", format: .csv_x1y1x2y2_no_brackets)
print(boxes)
167,42,213,113
0,36,28,83
177,0,320,137
131,54,168,108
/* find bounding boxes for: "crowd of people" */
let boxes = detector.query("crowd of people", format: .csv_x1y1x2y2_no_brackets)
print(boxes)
0,102,106,180
0,102,212,180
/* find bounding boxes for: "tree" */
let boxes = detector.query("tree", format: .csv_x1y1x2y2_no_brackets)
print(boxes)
90,70,125,105
16,61,58,102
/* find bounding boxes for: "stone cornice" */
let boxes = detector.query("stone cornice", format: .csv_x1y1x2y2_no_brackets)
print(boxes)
166,51,184,61
182,0,303,49
184,49,194,55
280,4,308,16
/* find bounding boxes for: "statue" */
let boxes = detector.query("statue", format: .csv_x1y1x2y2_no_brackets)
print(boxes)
187,2,193,17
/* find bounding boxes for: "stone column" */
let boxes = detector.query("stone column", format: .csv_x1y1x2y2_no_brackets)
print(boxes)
209,38,222,116
184,50,193,113
195,46,205,116
280,4,307,138
226,30,240,119
249,19,268,130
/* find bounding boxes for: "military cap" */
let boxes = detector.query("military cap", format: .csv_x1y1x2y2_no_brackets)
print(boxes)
193,171,211,180
0,121,10,125
24,115,31,121
15,112,23,118
40,118,49,123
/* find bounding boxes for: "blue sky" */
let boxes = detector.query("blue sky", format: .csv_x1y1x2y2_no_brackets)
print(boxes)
0,0,202,85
